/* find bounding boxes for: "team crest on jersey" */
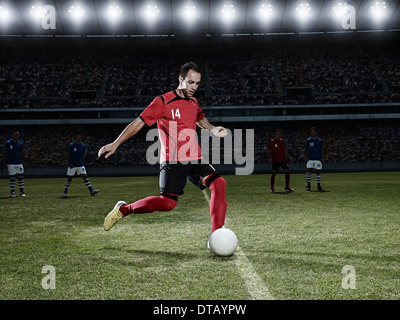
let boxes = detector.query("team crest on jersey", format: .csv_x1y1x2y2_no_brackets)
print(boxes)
74,148,77,152
10,145,13,150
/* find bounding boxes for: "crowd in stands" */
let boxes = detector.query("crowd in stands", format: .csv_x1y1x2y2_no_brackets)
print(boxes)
1,122,399,168
1,44,400,108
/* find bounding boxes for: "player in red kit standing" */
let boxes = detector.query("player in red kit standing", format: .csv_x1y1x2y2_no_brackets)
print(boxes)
267,129,294,193
98,62,228,234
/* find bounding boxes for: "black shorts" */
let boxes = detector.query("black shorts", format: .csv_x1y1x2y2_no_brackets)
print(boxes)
272,161,289,171
159,161,218,199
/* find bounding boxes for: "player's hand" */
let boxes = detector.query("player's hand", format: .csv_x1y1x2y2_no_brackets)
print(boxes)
210,126,227,138
98,143,118,159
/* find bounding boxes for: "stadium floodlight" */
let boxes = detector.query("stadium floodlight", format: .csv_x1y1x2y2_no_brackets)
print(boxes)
180,2,199,26
331,2,356,29
295,2,312,22
103,2,123,25
369,1,389,22
143,2,161,24
0,4,11,25
67,3,86,23
256,2,275,23
220,2,237,25
332,2,349,18
107,4,123,19
30,5,46,20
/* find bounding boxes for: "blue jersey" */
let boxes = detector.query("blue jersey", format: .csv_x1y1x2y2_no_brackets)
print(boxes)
3,139,24,164
68,142,85,167
304,137,323,160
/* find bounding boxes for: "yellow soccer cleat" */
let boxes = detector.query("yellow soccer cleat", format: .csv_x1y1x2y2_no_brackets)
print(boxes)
104,201,126,231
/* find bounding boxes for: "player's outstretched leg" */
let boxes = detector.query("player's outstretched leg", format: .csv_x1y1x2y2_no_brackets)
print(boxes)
104,195,177,231
206,175,227,233
104,201,127,231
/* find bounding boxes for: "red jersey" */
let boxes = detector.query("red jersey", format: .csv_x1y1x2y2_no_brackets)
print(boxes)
268,138,287,162
140,90,205,163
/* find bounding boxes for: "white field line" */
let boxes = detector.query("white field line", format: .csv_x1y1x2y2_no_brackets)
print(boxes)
202,189,275,300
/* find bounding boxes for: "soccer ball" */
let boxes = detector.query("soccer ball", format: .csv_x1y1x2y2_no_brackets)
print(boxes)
208,228,238,256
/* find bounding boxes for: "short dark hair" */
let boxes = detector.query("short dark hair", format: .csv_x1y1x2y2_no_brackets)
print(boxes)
311,127,317,132
179,62,201,79
274,128,281,133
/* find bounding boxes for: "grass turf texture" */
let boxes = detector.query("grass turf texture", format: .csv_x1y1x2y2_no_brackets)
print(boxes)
0,172,399,300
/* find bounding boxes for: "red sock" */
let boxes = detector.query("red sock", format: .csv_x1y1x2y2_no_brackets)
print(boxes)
270,173,276,189
285,172,290,188
119,195,177,216
208,177,227,233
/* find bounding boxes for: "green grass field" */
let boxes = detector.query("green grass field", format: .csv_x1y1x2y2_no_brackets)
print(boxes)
0,172,399,300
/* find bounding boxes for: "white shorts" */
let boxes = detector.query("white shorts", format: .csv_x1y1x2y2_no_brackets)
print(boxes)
306,160,323,170
7,164,24,176
67,166,87,176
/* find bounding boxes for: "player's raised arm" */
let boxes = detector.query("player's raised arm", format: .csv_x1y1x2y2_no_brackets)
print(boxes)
197,117,227,138
98,117,145,159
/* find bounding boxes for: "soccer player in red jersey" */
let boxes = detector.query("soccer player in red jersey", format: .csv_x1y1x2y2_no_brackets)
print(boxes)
99,62,228,233
267,129,294,193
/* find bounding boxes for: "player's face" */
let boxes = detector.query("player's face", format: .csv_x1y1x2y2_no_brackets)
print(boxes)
12,132,19,141
179,70,201,98
311,129,317,137
275,131,281,139
75,135,82,143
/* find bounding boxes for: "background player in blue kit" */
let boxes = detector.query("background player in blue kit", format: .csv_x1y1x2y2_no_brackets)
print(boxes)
304,127,326,191
63,134,99,198
2,131,26,197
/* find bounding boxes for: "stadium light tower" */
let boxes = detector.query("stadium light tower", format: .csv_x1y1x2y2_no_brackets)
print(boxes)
331,2,356,29
369,1,389,22
179,2,199,27
295,2,313,23
332,2,349,18
0,4,11,25
257,2,275,21
30,4,46,21
220,2,238,25
142,1,161,25
67,3,86,23
104,2,124,25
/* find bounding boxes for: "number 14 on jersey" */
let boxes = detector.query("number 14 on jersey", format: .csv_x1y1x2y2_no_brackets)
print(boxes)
171,108,181,120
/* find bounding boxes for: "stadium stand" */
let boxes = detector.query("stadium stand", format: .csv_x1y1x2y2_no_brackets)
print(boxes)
1,39,399,173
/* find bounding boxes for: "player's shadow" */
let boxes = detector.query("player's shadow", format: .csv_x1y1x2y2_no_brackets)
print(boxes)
271,191,293,195
59,195,83,199
307,189,331,193
0,196,14,200
124,248,199,260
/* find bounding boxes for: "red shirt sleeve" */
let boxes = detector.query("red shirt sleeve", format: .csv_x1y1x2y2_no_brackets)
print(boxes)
267,140,273,150
139,96,164,126
196,104,205,121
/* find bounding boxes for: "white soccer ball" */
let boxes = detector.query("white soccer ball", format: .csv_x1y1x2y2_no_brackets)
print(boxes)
208,228,238,256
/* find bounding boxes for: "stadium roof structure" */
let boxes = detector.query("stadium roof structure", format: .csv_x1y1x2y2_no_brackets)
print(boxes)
0,0,399,37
